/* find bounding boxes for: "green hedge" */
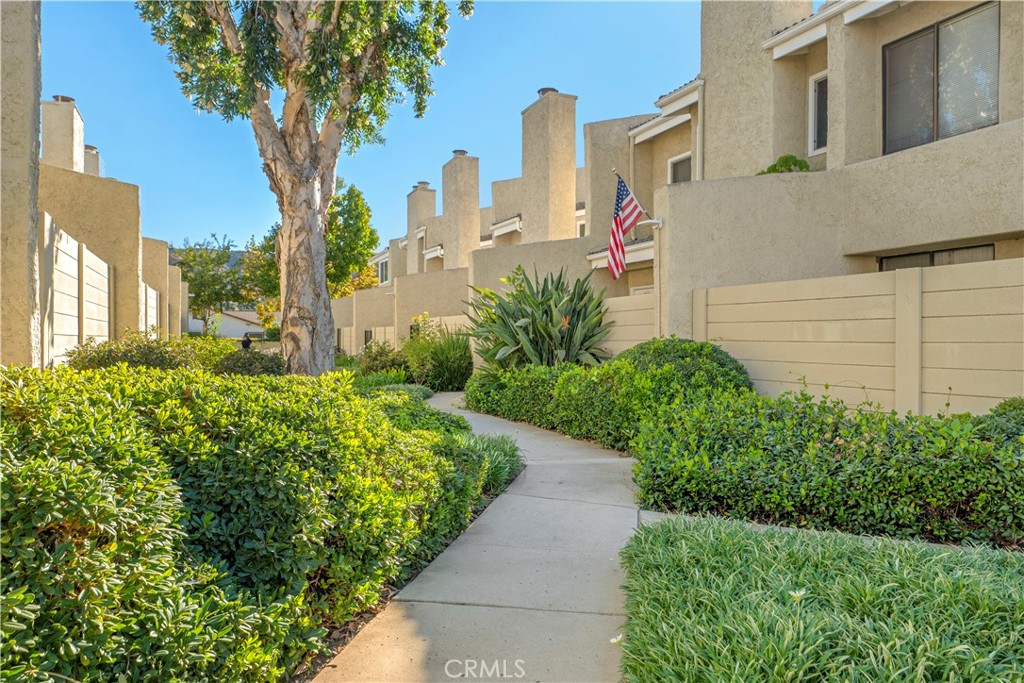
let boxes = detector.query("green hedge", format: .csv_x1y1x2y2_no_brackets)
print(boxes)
621,517,1024,683
465,339,750,450
465,364,571,429
1,365,516,682
553,361,685,451
213,349,286,376
633,388,1024,547
616,336,753,391
65,331,236,372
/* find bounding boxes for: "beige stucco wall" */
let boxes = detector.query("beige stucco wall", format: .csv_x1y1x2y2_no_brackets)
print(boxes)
406,182,436,275
179,280,189,335
167,265,182,337
584,114,655,244
142,237,170,336
656,171,876,338
331,295,354,328
521,90,578,243
0,0,42,366
701,0,812,179
575,167,589,207
634,119,693,213
41,99,85,173
441,151,481,269
840,118,1023,255
393,268,470,340
469,235,630,301
38,164,144,337
352,284,395,335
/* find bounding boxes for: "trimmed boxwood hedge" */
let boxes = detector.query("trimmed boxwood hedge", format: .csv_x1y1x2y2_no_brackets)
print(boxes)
465,338,751,450
1,365,516,682
632,388,1024,548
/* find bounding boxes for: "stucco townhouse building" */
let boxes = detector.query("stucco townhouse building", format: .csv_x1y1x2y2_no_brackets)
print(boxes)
335,0,1023,414
2,2,188,367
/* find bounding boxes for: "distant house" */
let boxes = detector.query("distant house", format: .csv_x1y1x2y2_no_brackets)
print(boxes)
189,309,265,338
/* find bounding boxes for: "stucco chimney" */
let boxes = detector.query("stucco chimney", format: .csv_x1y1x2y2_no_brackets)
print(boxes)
41,95,85,173
406,181,436,274
521,88,577,242
441,149,480,269
84,144,101,176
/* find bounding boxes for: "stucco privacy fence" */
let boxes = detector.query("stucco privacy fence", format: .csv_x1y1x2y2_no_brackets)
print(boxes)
693,258,1024,415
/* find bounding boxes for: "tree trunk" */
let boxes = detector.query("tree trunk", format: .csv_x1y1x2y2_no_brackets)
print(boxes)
277,176,335,375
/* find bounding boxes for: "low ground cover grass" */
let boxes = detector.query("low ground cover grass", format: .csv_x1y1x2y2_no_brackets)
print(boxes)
620,517,1024,682
1,365,522,682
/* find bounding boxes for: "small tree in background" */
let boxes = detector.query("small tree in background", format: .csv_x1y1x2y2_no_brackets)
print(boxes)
174,234,242,335
239,180,379,324
138,1,473,375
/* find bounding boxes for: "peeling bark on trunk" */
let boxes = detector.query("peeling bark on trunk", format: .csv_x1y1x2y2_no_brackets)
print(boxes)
276,175,335,376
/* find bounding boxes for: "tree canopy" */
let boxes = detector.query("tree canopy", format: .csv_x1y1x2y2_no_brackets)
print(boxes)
239,181,380,323
173,234,242,335
138,0,472,374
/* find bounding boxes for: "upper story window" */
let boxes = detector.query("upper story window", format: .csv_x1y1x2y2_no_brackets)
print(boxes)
668,152,692,184
376,259,389,284
879,244,994,271
808,70,828,155
884,2,999,155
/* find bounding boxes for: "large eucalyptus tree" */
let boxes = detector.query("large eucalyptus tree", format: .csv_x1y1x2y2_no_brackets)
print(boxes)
138,1,471,374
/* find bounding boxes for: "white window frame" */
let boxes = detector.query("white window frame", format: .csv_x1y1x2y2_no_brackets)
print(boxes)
377,259,389,285
575,208,586,238
666,151,693,185
808,69,828,157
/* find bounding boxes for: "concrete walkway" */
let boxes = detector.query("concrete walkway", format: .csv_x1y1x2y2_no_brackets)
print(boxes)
313,392,642,683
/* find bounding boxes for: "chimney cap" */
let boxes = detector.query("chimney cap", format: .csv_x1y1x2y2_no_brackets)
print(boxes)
84,144,98,152
537,87,559,97
52,95,75,103
452,149,467,157
413,181,430,190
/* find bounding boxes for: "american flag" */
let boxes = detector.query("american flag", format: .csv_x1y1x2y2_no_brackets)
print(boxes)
608,175,645,280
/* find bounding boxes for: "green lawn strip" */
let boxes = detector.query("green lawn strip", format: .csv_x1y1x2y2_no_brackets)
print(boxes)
620,516,1024,683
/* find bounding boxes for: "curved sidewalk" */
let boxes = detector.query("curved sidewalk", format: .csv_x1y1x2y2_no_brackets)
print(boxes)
313,392,643,683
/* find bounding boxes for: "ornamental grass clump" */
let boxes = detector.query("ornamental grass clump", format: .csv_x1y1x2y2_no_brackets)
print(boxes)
621,517,1024,682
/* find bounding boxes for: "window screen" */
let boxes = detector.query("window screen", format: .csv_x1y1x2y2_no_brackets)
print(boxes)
885,30,936,154
670,156,692,184
937,3,1000,139
813,77,828,150
885,3,1000,154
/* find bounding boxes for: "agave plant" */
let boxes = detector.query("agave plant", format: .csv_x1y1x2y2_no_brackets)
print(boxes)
467,267,613,370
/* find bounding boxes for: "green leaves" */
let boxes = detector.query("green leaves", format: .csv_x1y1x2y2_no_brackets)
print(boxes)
621,517,1024,683
1,364,513,680
632,388,1024,548
137,1,473,149
467,267,613,371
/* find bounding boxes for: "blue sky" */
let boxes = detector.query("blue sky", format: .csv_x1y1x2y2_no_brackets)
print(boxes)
41,1,702,248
